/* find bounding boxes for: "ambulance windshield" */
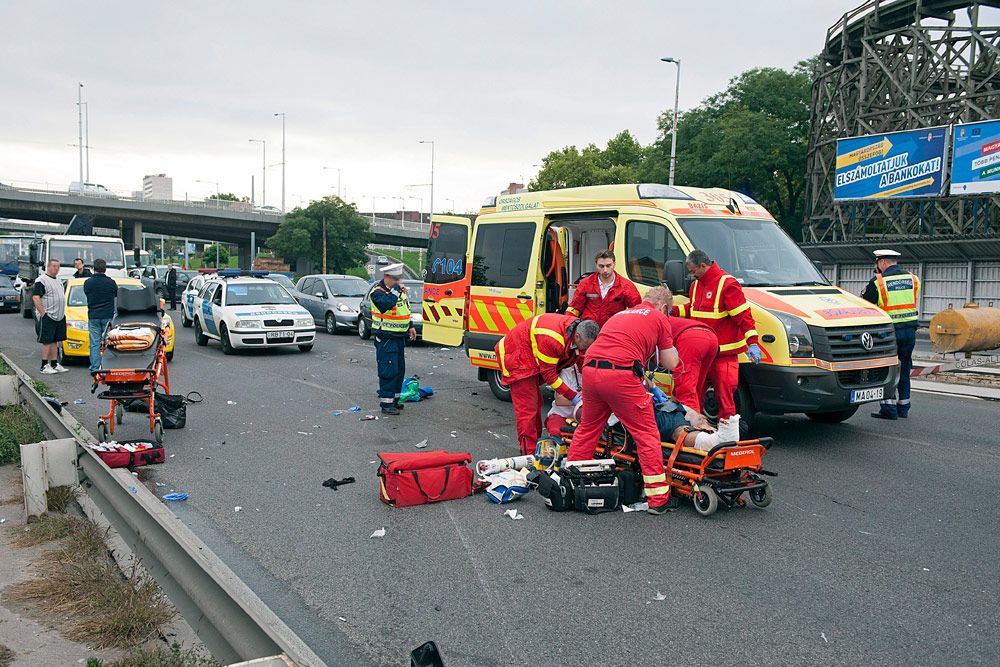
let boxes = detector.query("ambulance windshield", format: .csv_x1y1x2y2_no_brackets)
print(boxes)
678,217,827,287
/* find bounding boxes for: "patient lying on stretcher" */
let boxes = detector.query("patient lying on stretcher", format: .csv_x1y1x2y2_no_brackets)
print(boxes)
650,390,739,452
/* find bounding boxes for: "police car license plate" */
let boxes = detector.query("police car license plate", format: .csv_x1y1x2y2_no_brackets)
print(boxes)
265,330,294,341
850,387,883,404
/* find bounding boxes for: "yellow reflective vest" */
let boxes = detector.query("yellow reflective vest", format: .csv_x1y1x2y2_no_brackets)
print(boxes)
371,285,412,335
875,272,920,324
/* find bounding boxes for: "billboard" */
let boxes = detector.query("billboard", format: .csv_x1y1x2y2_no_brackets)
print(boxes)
834,127,948,200
950,119,1000,195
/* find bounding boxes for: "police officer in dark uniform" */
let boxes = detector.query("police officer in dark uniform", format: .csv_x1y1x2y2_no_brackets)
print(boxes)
862,249,921,420
370,263,416,415
165,264,178,311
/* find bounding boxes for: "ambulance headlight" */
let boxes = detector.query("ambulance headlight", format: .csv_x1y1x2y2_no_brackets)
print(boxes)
233,319,257,329
773,311,813,358
295,317,313,327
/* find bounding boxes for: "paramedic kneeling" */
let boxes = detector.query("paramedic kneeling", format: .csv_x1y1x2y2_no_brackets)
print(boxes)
566,286,679,515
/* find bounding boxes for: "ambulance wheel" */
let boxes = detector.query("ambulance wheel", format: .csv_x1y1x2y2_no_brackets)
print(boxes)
692,486,719,516
115,404,124,425
97,420,109,442
749,484,773,508
488,370,512,402
219,324,235,355
153,419,163,445
181,309,192,328
194,319,208,346
806,406,859,424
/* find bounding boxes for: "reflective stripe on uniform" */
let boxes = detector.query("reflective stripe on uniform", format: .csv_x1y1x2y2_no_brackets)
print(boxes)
550,377,564,390
875,273,919,322
529,316,565,365
719,339,748,352
497,338,510,377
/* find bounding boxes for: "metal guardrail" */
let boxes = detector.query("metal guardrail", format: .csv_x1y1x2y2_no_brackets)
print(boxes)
1,353,324,666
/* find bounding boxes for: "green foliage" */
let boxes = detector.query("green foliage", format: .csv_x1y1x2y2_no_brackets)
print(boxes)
0,405,44,464
376,249,423,276
31,379,52,396
92,642,220,667
643,60,814,238
201,244,230,267
267,196,373,273
343,266,371,280
209,192,245,202
531,130,646,190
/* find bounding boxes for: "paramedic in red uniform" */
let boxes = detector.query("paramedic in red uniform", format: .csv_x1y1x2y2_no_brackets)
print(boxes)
566,287,680,515
667,313,718,428
566,250,641,327
495,315,600,455
673,250,761,433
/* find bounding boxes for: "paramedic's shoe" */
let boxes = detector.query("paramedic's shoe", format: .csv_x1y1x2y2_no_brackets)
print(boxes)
53,363,69,373
647,495,679,515
380,404,400,416
40,365,58,375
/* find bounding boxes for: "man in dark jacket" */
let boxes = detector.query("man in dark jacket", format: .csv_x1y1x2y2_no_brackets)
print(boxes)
369,263,416,415
72,258,92,278
83,259,118,373
165,264,178,310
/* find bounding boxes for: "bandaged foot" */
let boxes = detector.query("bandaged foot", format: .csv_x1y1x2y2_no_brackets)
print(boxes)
690,414,741,452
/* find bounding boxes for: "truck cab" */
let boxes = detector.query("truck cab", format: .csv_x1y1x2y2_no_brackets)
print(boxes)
19,234,127,318
421,184,899,431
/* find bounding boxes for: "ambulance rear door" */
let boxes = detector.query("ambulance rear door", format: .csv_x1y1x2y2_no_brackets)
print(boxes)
466,217,541,366
421,215,472,346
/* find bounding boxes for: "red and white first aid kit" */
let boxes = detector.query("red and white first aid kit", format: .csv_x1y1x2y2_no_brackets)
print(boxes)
377,450,473,507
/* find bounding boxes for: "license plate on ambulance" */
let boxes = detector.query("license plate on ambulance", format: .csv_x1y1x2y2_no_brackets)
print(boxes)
850,387,883,404
265,330,294,342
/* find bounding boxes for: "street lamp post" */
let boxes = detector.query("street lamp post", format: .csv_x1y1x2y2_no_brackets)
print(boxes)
660,57,682,186
195,179,220,206
419,140,434,225
249,139,266,207
445,198,455,212
323,166,342,198
273,113,286,211
77,83,84,185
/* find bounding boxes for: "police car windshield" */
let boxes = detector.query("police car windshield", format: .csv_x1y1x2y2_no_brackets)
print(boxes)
678,217,827,287
226,282,296,306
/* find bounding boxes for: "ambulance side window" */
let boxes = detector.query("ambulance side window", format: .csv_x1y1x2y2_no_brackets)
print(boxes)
625,221,684,287
471,223,535,288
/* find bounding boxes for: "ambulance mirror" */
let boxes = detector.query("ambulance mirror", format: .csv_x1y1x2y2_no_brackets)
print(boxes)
664,260,688,294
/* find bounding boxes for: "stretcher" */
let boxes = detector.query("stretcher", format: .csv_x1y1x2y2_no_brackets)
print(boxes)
91,285,170,444
558,421,774,517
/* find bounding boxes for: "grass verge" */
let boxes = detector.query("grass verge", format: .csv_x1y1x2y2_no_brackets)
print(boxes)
0,644,14,667
13,514,86,547
31,379,53,396
87,642,219,667
0,405,44,465
0,357,9,375
46,485,79,513
8,517,175,649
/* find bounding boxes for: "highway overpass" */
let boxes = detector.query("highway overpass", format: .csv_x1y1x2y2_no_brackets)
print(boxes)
0,185,429,266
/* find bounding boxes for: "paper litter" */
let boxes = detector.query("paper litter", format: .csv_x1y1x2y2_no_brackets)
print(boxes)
370,527,386,538
653,591,667,601
415,439,428,449
622,502,649,513
234,506,242,512
503,509,524,521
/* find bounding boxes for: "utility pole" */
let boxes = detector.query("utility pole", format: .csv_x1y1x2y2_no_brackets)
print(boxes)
660,57,682,186
83,102,90,182
274,112,286,211
322,218,328,274
77,83,84,185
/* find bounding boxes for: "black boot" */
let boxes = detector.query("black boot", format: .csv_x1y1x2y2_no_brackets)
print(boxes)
381,404,399,416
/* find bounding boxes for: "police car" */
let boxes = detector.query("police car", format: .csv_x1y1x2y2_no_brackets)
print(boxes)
180,273,211,328
190,270,316,354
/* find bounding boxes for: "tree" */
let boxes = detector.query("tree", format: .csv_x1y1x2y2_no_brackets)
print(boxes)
266,196,372,272
530,130,646,190
208,192,250,203
642,60,814,238
202,244,230,267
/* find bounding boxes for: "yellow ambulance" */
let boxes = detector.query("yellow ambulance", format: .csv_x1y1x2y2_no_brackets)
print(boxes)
421,184,899,430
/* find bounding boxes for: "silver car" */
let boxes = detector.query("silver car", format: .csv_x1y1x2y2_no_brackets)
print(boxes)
295,274,371,334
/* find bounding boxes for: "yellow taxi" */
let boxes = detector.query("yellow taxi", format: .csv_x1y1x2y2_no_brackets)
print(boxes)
61,277,176,363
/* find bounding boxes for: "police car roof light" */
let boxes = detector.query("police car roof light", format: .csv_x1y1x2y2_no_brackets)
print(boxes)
218,269,271,278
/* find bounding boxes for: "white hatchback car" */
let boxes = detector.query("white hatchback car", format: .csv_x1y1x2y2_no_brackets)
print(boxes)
190,272,315,354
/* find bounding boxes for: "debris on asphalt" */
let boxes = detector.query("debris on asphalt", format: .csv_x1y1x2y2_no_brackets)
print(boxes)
503,509,524,521
234,506,242,512
450,431,457,438
348,406,362,412
415,439,428,449
163,493,189,502
821,632,829,643
129,486,138,493
322,477,356,490
338,617,347,622
360,414,379,421
73,398,86,405
155,482,166,487
297,431,312,435
653,591,667,601
0,518,6,524
332,411,343,416
370,527,386,538
227,400,236,405
622,502,649,513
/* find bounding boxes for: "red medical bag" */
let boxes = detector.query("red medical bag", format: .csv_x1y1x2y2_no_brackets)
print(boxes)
87,440,165,469
378,450,473,507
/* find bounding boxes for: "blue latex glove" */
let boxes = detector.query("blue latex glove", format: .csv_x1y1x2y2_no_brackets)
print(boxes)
650,386,669,404
571,393,583,406
747,343,762,364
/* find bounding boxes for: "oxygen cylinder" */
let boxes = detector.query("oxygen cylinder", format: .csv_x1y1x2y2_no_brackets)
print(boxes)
929,304,1000,353
476,455,535,478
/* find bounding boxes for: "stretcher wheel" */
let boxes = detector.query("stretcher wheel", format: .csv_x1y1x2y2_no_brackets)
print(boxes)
692,485,719,517
153,418,163,445
749,484,773,508
115,404,124,425
97,420,109,443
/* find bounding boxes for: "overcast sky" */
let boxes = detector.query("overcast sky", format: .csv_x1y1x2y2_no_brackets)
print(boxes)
1,0,863,214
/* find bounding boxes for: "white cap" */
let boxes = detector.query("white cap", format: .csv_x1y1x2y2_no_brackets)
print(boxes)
873,249,901,258
381,263,405,277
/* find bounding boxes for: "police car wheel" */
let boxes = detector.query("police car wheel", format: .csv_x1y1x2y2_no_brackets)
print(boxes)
194,319,208,346
219,324,235,355
181,309,192,328
488,370,512,402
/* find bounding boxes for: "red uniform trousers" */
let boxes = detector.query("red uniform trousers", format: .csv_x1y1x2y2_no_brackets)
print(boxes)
566,367,671,507
710,356,740,420
510,376,544,455
672,327,718,414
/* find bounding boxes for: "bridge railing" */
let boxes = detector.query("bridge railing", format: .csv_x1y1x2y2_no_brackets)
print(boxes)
368,215,430,233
